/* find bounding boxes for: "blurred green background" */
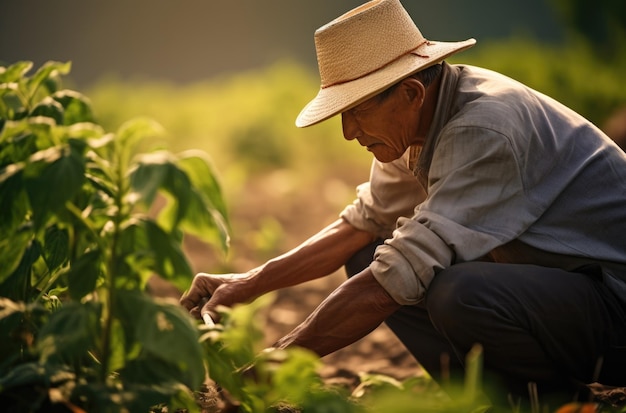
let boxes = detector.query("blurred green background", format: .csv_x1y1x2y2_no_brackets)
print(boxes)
2,0,625,272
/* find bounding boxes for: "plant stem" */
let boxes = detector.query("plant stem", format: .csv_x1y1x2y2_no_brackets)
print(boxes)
98,142,127,384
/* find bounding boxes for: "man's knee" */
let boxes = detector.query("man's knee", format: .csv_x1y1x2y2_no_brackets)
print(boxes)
426,262,494,328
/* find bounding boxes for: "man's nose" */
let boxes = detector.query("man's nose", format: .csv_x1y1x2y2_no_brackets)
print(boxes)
341,112,359,141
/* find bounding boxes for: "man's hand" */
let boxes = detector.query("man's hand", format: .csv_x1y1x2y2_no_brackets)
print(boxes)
179,219,376,324
180,272,256,323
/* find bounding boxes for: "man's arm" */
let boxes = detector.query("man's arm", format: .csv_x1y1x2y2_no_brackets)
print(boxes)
273,268,401,357
180,218,377,320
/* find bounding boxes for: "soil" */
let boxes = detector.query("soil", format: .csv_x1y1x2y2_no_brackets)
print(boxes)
148,167,626,412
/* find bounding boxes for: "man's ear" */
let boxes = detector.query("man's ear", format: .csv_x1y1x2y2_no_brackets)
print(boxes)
400,78,426,107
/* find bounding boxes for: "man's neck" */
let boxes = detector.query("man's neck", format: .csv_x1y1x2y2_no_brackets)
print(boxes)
415,71,442,141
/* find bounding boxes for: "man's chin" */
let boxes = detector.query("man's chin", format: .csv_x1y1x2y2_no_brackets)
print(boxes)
372,151,402,163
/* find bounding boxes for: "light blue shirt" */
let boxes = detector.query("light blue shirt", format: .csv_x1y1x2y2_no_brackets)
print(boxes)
341,62,626,305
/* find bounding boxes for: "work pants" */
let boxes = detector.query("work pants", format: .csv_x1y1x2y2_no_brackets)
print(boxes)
345,242,626,404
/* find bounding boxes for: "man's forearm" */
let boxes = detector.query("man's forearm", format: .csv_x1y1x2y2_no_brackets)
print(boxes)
248,218,376,296
181,219,376,321
273,268,401,357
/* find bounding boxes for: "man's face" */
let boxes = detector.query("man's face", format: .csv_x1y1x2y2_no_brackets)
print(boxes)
341,81,422,163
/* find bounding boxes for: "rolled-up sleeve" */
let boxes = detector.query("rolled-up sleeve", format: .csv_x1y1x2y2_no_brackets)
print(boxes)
371,127,538,305
340,150,426,239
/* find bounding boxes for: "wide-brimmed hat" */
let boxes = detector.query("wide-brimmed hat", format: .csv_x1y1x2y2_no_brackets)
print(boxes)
296,0,476,128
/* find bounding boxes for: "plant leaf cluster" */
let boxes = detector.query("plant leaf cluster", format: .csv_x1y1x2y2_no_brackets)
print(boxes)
0,61,229,412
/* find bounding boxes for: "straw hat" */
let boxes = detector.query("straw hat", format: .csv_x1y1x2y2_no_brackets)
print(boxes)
296,0,476,128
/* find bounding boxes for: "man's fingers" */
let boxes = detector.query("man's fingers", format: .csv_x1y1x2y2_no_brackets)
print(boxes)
184,294,212,319
179,275,214,311
189,306,202,319
179,290,204,312
179,273,234,325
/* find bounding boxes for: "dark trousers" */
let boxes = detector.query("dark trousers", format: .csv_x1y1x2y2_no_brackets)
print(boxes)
345,241,626,402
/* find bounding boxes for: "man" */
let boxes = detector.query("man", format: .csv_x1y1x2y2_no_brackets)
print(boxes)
181,0,626,405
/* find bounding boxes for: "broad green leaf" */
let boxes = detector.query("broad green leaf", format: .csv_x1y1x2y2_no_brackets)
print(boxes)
0,120,37,155
85,131,114,149
0,163,28,233
117,218,192,289
130,152,230,252
0,362,46,390
0,83,20,123
0,82,18,95
110,290,144,354
128,151,177,208
117,117,164,144
0,229,35,290
29,96,64,124
26,116,57,149
0,89,26,120
0,117,57,154
187,193,228,251
66,249,102,301
116,117,164,165
176,151,230,251
0,61,33,83
114,218,152,287
159,185,230,252
23,144,86,229
176,150,229,220
115,290,204,390
143,218,192,286
139,307,204,389
0,135,38,166
43,226,69,273
52,89,94,125
157,163,193,228
26,61,71,101
66,122,106,141
0,82,19,97
38,301,101,365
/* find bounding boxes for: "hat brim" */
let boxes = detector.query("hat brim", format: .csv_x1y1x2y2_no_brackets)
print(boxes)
296,38,476,128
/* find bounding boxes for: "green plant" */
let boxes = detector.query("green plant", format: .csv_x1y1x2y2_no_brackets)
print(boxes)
0,61,229,412
198,296,497,413
198,295,360,413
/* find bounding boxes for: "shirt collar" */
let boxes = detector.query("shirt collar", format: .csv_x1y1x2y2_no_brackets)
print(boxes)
412,62,462,187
